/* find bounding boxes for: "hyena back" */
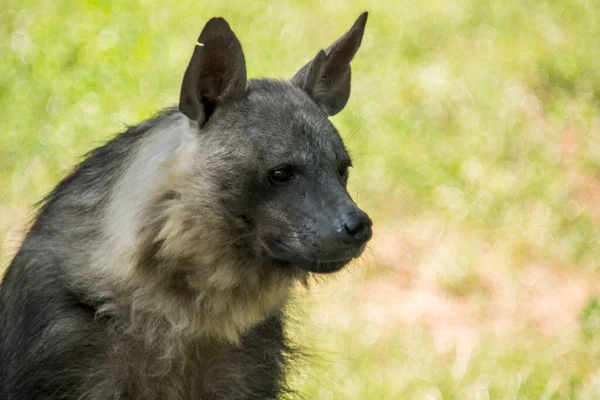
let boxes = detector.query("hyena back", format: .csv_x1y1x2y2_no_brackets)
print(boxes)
0,12,372,400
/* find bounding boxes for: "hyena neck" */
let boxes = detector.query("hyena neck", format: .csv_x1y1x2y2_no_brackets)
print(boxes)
72,109,298,345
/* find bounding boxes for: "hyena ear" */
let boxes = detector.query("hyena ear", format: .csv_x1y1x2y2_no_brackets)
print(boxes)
179,17,247,127
290,12,368,116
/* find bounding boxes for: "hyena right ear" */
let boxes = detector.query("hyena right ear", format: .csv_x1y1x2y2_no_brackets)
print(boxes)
179,18,247,127
291,12,368,116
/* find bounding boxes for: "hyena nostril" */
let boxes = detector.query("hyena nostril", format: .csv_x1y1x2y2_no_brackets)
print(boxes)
341,210,373,245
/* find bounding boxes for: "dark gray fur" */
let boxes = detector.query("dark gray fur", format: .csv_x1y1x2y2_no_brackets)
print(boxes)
0,13,371,400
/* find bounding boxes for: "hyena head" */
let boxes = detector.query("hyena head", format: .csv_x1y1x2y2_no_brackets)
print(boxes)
172,13,372,276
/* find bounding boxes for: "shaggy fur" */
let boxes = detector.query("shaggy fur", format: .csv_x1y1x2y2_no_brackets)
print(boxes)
0,13,371,400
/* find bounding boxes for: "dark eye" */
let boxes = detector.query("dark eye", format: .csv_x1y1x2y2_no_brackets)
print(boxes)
269,167,294,184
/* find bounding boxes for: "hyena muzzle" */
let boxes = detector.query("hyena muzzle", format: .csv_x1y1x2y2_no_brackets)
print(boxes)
0,12,372,400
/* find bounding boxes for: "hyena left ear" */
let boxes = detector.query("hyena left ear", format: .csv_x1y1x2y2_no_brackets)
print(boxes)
179,17,247,127
291,12,368,116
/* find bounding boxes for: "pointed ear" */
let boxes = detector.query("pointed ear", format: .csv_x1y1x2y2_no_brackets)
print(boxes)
291,12,368,116
179,17,247,127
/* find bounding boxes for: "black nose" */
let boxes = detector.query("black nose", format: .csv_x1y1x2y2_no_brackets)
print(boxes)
341,210,373,245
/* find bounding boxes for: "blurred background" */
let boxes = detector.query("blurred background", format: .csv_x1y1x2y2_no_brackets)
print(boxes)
2,0,600,398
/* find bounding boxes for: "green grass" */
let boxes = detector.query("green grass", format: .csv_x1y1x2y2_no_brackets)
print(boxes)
2,0,600,398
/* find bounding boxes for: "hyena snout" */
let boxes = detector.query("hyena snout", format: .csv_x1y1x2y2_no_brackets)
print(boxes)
337,208,373,247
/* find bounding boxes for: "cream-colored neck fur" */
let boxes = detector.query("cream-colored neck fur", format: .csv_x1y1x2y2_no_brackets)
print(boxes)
80,112,295,345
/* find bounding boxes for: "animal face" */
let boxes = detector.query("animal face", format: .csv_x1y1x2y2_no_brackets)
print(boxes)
178,13,372,274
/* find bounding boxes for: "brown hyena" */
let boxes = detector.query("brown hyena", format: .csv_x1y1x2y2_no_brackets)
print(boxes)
0,12,372,399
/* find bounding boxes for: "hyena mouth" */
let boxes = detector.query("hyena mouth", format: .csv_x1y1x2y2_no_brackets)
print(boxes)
263,238,358,274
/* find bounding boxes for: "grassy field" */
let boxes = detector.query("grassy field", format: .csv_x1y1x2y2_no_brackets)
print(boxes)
2,0,600,398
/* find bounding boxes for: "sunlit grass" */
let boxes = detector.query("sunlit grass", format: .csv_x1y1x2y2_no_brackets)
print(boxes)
2,0,600,397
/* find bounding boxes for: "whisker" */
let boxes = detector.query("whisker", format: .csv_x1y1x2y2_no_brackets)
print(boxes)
270,199,318,223
215,233,256,253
